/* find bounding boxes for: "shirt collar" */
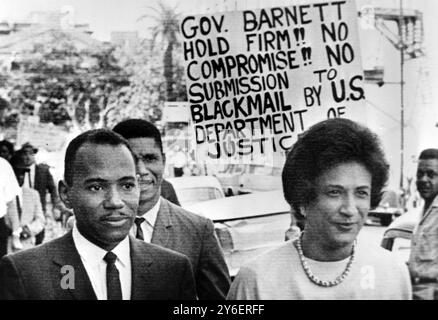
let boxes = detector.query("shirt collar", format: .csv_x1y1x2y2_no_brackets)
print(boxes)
72,223,130,268
139,197,161,228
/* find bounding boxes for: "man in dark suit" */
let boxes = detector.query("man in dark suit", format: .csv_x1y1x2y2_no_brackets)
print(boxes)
0,129,196,300
17,143,66,244
113,119,231,300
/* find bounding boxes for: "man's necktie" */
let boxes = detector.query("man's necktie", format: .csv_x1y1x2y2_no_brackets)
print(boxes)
28,170,32,188
16,196,22,220
104,251,122,300
134,217,145,240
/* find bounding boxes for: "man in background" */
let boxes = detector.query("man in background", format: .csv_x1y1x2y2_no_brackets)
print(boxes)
408,148,438,299
113,119,231,300
16,142,65,244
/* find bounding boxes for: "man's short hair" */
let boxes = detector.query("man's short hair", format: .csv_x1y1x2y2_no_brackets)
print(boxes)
419,149,438,161
64,129,136,186
113,119,163,154
282,118,389,220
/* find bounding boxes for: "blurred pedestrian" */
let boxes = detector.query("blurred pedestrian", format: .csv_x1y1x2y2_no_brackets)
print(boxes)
16,142,65,244
113,119,231,300
0,129,196,300
228,118,411,300
5,153,45,252
408,148,438,300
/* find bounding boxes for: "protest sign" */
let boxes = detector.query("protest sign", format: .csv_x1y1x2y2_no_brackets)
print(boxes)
182,0,365,165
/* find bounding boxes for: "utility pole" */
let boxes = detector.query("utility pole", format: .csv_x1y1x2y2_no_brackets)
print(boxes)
360,3,424,204
399,0,405,192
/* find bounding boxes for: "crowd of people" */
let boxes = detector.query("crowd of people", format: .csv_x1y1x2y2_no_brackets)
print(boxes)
0,117,437,300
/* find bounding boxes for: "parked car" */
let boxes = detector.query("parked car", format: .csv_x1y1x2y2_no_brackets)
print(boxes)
368,189,404,226
167,175,225,208
186,190,291,278
215,164,283,196
380,209,420,263
214,164,245,195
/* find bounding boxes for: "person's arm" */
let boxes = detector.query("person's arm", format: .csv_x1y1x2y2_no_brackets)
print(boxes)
5,199,21,236
196,219,231,300
2,160,21,233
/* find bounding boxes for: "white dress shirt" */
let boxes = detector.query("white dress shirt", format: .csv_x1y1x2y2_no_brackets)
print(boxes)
23,163,35,188
0,158,21,218
72,224,132,300
131,198,161,243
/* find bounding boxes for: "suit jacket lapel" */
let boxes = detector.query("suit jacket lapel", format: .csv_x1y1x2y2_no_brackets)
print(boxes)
130,236,153,300
50,232,97,300
151,198,173,247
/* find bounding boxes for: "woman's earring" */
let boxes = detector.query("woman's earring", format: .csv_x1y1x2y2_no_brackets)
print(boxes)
300,206,306,217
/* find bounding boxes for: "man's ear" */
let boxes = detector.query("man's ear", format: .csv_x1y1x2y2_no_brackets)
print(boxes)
162,153,166,164
59,180,72,209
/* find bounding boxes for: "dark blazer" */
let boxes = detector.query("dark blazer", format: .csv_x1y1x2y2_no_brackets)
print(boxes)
151,198,231,300
33,163,58,214
0,231,196,300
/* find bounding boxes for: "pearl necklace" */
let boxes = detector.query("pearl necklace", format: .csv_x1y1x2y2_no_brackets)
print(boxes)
295,234,356,287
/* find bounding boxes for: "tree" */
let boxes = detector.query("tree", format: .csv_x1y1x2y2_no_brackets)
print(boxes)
0,28,131,133
138,1,183,101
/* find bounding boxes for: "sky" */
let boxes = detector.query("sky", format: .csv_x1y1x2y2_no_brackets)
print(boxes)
0,0,161,41
1,0,434,40
0,0,241,41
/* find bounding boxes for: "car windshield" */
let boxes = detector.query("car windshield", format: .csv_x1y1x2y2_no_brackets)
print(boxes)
178,187,223,206
379,190,401,208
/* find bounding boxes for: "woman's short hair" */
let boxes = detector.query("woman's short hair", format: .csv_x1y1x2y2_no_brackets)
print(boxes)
282,118,389,220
